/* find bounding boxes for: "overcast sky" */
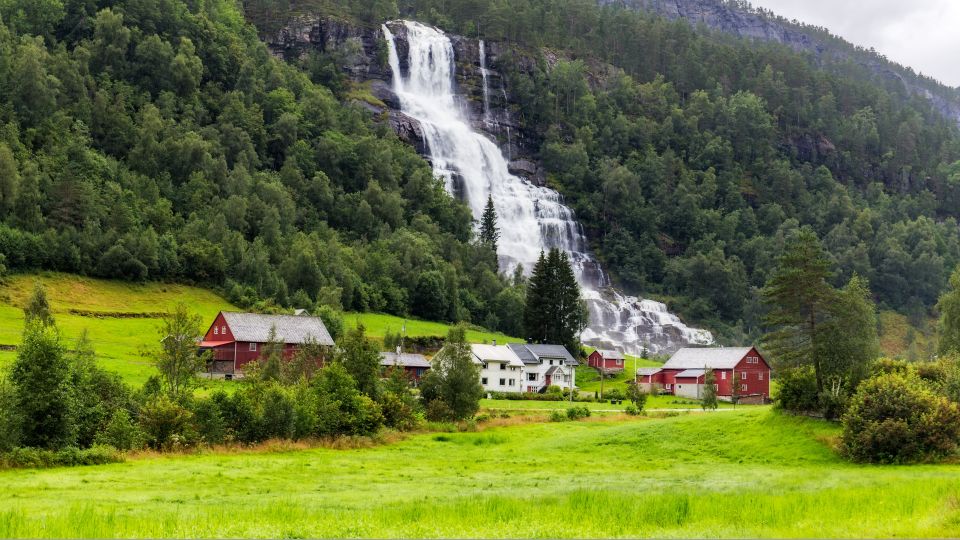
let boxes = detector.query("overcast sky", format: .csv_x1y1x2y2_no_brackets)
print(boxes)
748,0,960,88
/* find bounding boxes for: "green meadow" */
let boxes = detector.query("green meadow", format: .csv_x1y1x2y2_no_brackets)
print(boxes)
1,409,958,537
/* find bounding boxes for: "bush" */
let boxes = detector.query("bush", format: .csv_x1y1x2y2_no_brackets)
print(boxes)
1,444,123,469
841,373,960,463
139,396,194,450
566,406,591,420
425,398,454,422
625,383,648,412
549,410,567,422
191,397,227,446
95,409,145,451
605,388,624,401
774,366,820,414
624,403,640,415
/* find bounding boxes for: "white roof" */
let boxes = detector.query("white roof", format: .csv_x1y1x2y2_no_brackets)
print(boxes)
596,349,625,360
470,344,524,367
663,347,753,370
675,369,706,378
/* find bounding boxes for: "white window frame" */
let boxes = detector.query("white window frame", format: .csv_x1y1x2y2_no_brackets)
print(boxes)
249,342,257,351
759,372,764,380
741,383,748,392
509,379,515,386
222,326,227,334
742,371,747,379
214,327,219,335
721,371,726,380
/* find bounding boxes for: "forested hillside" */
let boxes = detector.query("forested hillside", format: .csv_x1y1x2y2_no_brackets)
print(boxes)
0,0,523,332
377,0,960,338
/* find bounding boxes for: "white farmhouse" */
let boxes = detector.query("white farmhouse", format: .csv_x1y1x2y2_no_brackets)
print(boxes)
507,343,578,393
471,344,525,393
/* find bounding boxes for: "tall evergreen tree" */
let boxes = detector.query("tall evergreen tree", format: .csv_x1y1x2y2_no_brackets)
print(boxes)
523,248,585,354
479,195,500,255
11,319,74,448
761,230,835,394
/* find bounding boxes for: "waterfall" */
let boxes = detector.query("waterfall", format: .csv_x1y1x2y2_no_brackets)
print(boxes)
383,21,713,355
479,40,492,126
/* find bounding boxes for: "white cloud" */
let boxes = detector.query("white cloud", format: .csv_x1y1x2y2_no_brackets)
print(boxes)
748,0,960,87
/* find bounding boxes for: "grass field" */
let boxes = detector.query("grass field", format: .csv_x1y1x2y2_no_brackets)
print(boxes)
1,408,958,537
481,394,734,411
343,311,521,345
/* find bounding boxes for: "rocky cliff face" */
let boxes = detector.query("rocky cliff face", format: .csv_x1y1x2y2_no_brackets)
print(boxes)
602,0,960,126
267,17,546,184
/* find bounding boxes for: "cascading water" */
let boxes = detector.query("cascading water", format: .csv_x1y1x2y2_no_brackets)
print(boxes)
383,21,713,354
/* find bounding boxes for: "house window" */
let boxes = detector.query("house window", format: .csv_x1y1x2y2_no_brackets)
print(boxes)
222,326,227,334
249,343,257,351
742,371,747,379
481,377,488,385
741,383,748,391
759,372,764,380
500,363,506,370
482,362,488,370
214,327,219,335
527,373,537,381
616,359,622,365
549,359,554,366
509,379,515,386
721,371,726,380
665,384,672,389
499,378,506,386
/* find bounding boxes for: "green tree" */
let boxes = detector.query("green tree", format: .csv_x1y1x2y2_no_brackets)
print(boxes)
523,248,586,354
761,230,835,394
334,323,381,400
937,265,960,356
11,319,75,448
419,325,483,421
818,274,879,390
701,368,718,410
479,195,499,255
23,281,54,326
154,303,208,400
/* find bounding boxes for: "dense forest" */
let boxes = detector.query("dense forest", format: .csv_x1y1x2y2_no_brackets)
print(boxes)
0,0,527,333
4,0,960,343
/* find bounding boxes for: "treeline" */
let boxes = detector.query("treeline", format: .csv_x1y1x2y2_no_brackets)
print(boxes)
0,284,484,467
376,0,960,339
0,0,521,333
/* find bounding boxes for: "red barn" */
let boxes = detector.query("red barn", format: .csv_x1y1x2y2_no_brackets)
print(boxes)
587,349,626,373
379,352,431,385
199,311,335,375
636,347,771,402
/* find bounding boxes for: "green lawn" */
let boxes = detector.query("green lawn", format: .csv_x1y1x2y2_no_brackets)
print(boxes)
1,409,958,537
575,358,663,395
343,311,521,345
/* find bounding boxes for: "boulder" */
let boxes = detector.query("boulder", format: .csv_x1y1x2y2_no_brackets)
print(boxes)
389,112,428,155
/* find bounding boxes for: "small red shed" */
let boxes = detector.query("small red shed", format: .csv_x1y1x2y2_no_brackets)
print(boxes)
199,311,335,374
587,349,626,373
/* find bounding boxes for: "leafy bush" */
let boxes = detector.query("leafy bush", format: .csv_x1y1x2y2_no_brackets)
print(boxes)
190,397,227,446
425,399,455,422
841,373,960,463
549,410,567,422
624,403,640,415
625,383,648,411
605,388,624,401
139,396,194,450
2,445,123,469
774,367,820,414
566,406,591,420
95,409,145,451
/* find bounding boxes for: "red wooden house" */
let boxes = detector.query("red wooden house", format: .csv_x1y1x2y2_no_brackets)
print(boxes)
636,347,771,402
200,311,335,375
587,349,625,373
380,352,431,385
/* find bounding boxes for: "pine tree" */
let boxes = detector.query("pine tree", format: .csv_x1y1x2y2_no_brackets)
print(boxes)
522,248,585,354
479,195,500,255
761,230,835,394
701,368,718,410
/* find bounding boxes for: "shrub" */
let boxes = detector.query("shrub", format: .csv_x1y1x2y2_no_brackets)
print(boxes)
605,388,624,401
624,403,640,415
774,366,820,414
566,406,591,420
261,385,296,440
95,409,145,451
425,398,454,422
549,410,567,422
841,373,960,463
1,445,123,469
191,398,226,446
139,396,194,450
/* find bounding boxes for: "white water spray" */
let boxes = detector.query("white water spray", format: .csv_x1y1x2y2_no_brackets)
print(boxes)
383,21,713,354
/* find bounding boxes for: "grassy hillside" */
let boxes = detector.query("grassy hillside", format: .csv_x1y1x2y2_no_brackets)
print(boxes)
0,273,521,385
2,409,958,537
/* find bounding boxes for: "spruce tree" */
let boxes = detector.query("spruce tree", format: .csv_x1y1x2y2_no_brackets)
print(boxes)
23,281,54,326
11,319,75,448
761,230,835,394
479,195,500,255
522,248,585,354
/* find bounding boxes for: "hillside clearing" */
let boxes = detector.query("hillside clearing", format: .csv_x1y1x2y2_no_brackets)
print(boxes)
0,409,957,537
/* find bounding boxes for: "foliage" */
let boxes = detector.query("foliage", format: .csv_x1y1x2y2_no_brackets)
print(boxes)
312,362,384,436
23,282,53,326
95,409,145,451
334,323,381,400
625,383,648,411
1,444,123,469
0,375,21,452
624,403,640,415
702,369,718,410
774,366,820,414
565,406,591,420
139,395,194,450
479,195,499,255
154,304,208,399
937,266,960,356
10,319,74,449
523,248,586,354
841,373,960,463
419,325,483,420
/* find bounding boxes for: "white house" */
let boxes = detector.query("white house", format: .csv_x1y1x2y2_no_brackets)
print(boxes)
471,344,525,393
507,343,578,392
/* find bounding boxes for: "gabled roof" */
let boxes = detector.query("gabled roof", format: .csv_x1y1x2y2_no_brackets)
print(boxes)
636,367,662,376
544,365,561,376
220,311,334,346
470,344,524,367
675,368,706,379
379,352,431,368
508,344,579,366
662,347,753,370
595,349,625,360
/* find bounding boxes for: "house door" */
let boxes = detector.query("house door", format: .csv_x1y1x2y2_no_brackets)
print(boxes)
545,375,552,386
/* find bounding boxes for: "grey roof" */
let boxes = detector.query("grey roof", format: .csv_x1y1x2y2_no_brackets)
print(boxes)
220,312,334,346
544,365,561,376
675,369,706,379
595,349,625,360
636,367,662,376
662,347,753,370
379,352,431,368
506,343,537,364
525,344,579,366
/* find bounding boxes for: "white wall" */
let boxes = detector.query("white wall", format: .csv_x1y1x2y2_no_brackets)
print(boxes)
479,360,523,393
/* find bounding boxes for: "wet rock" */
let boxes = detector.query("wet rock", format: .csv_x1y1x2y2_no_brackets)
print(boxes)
389,112,427,155
508,159,538,178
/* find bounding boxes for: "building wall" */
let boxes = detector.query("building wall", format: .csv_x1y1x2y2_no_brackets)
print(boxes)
733,350,771,397
479,360,523,393
587,352,624,371
205,312,235,342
